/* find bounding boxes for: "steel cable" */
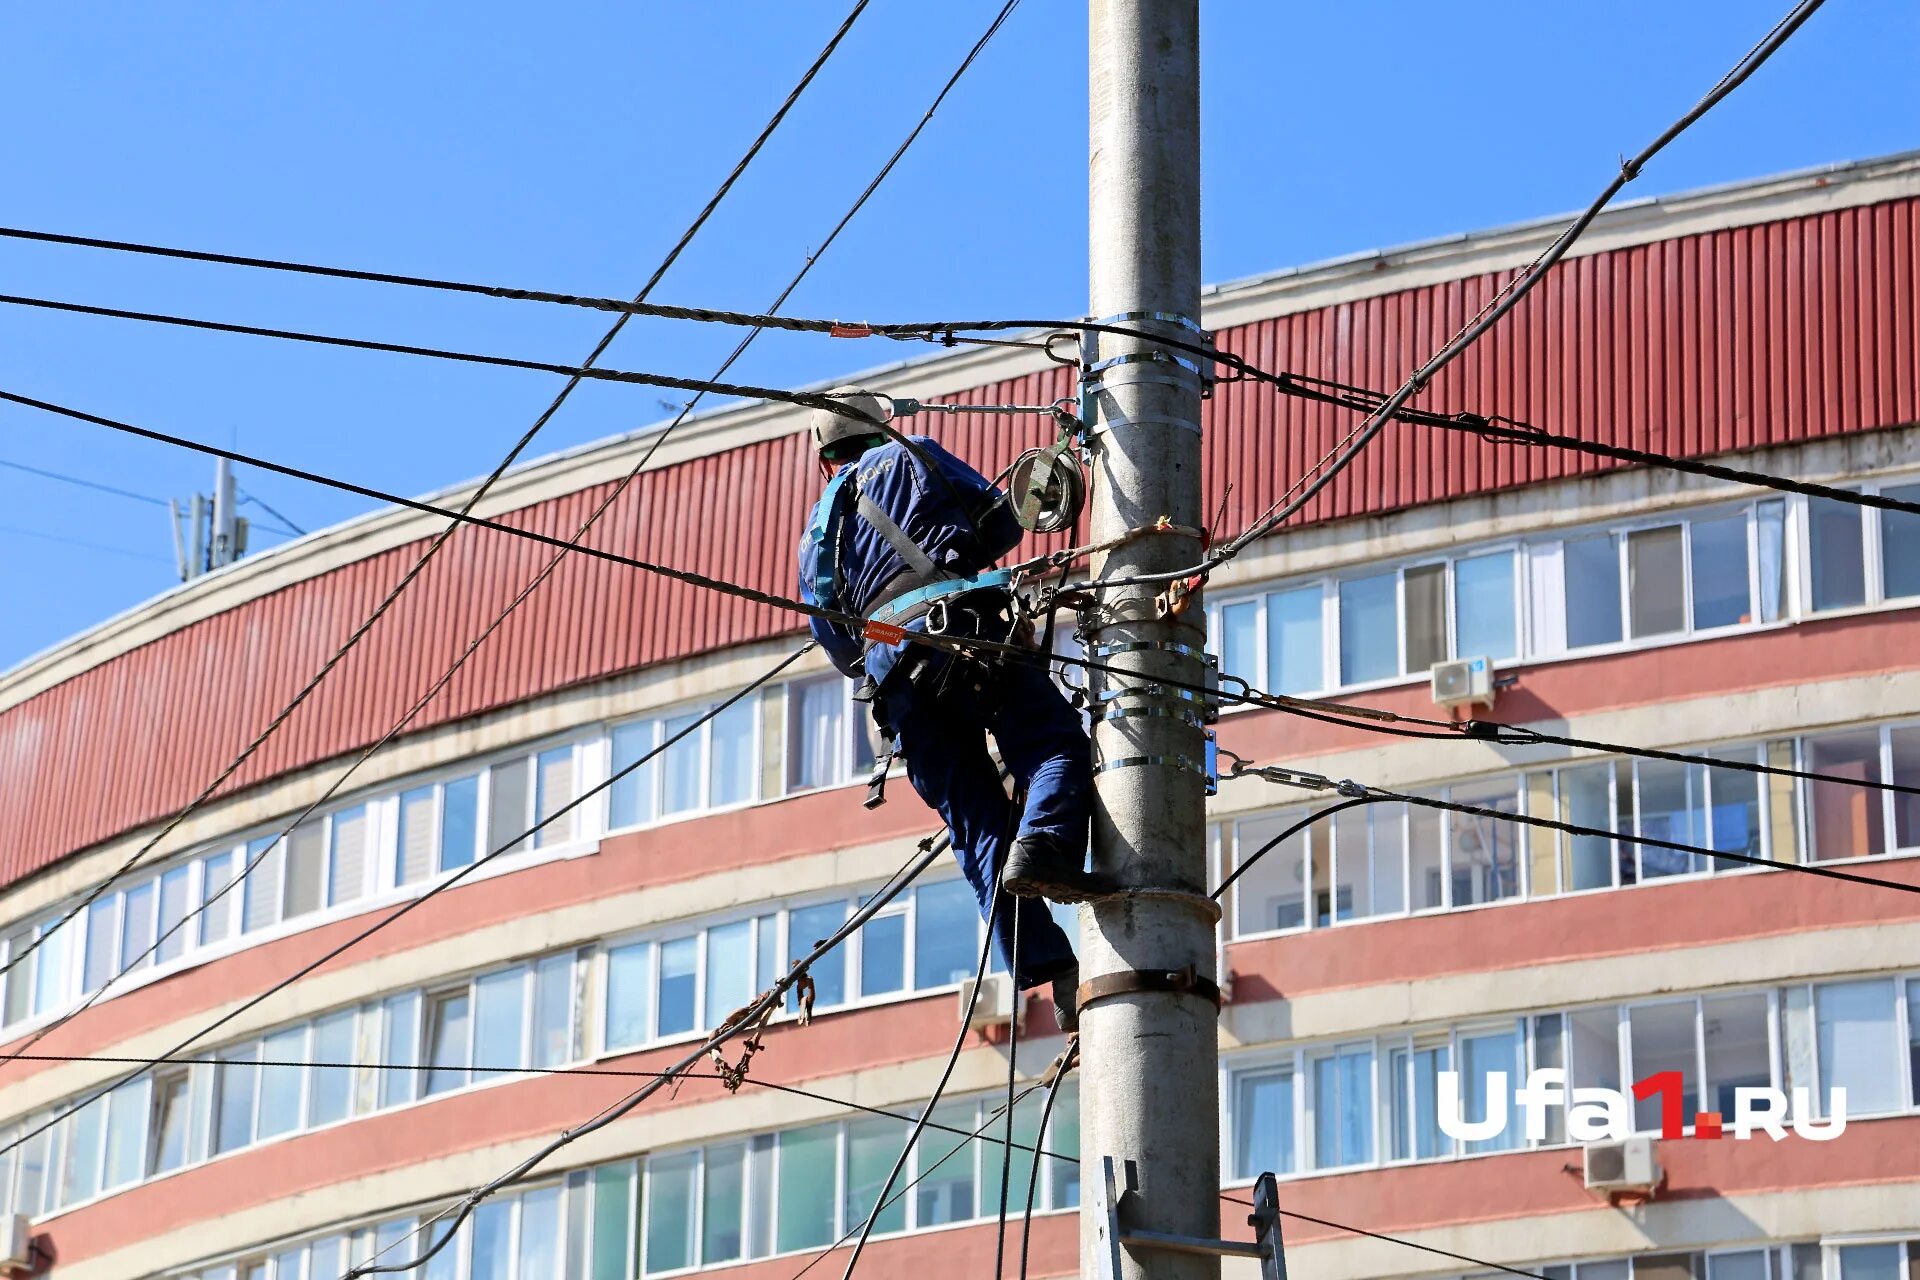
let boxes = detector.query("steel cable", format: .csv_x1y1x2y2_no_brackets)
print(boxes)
0,0,873,986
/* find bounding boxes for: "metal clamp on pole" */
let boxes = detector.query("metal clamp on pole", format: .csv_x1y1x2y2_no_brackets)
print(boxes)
1090,751,1209,782
1086,310,1218,390
1076,963,1222,1013
1093,1157,1288,1280
1087,640,1222,722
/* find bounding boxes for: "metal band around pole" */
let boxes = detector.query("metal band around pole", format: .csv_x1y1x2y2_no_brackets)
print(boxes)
1091,752,1208,781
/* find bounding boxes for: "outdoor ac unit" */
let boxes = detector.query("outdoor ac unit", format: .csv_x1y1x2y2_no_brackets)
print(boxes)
1431,656,1494,709
960,973,1014,1030
1583,1137,1661,1196
0,1215,32,1275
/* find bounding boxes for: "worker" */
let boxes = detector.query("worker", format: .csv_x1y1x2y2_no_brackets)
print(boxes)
796,387,1105,1032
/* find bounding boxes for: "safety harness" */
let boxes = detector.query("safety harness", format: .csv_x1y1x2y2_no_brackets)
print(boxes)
803,455,1018,809
804,461,1014,634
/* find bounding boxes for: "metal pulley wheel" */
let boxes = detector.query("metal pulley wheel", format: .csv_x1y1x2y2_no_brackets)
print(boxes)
1008,446,1086,533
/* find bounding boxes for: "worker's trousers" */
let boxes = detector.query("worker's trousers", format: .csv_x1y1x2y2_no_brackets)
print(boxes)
883,656,1088,990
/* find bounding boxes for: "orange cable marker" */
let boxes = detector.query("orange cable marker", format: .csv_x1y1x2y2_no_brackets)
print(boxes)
862,620,907,646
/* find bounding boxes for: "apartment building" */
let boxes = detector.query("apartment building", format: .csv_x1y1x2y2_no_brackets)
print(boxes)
1,152,1917,1280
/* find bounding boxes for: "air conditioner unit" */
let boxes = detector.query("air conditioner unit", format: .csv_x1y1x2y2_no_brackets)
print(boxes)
0,1214,33,1275
1582,1137,1661,1197
1431,656,1495,709
959,973,1014,1030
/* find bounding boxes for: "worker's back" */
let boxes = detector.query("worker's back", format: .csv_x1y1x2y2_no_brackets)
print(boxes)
797,434,1021,674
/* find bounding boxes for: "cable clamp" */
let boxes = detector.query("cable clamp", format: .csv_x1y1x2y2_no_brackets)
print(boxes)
1082,315,1217,394
1076,963,1222,1012
1099,702,1205,729
1081,408,1203,439
1091,752,1208,782
1087,637,1208,662
1093,683,1208,708
1093,310,1207,336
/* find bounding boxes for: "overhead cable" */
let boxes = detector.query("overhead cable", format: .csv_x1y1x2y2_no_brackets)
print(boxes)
0,0,1022,1072
21,0,979,1064
2,1049,1074,1158
839,851,1009,1280
1015,1040,1077,1280
0,644,816,1164
0,290,878,416
347,797,956,1278
20,385,1920,816
0,0,872,992
1097,0,1829,591
22,211,1911,530
0,522,170,564
237,487,307,536
0,456,169,506
1219,755,1920,897
1257,369,1920,520
1215,1192,1553,1280
783,1084,1046,1280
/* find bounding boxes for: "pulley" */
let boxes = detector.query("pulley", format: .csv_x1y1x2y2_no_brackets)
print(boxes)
1008,445,1086,533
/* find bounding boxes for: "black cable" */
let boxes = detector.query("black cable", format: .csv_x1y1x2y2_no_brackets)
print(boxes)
0,290,877,417
0,0,1016,1085
838,861,1005,1280
238,487,306,536
1015,1042,1075,1280
0,1047,1578,1280
1210,797,1374,902
49,0,904,1068
353,0,1045,1229
0,644,816,1164
1215,1193,1553,1280
22,385,1920,815
0,522,170,564
0,1051,1074,1157
1094,0,1829,592
992,889,1021,1279
1466,719,1920,799
350,815,955,1280
0,0,875,1004
781,1085,1045,1280
1257,371,1920,521
0,456,168,506
1228,761,1920,896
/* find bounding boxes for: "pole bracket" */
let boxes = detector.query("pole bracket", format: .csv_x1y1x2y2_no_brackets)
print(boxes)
1077,963,1222,1012
1093,1157,1289,1280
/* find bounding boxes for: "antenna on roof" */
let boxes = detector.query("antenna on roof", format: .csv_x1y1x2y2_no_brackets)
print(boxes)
171,457,249,582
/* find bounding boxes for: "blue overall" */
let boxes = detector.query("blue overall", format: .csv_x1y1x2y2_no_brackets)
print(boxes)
797,436,1086,989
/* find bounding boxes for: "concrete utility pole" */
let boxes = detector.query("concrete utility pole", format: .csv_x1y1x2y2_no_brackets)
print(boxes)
1080,3,1217,1279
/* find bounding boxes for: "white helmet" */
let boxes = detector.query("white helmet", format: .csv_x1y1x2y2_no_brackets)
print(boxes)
809,386,892,460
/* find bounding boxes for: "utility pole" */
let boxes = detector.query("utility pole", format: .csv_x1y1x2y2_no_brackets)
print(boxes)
1081,3,1217,1279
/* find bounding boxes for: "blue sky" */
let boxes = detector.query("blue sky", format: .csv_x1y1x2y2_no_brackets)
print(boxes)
0,1,1912,669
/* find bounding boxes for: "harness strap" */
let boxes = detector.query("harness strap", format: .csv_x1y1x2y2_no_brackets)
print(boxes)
856,492,947,586
869,567,1016,627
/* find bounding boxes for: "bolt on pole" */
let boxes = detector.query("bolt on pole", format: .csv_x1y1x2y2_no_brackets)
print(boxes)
1081,2,1219,1278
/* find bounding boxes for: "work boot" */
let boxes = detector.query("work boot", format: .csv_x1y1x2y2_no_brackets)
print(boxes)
1002,835,1111,903
1050,965,1080,1034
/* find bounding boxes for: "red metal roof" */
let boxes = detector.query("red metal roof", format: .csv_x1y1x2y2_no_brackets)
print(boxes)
1,195,1915,889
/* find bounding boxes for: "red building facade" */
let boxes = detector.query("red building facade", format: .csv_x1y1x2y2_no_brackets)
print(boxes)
0,153,1917,1280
